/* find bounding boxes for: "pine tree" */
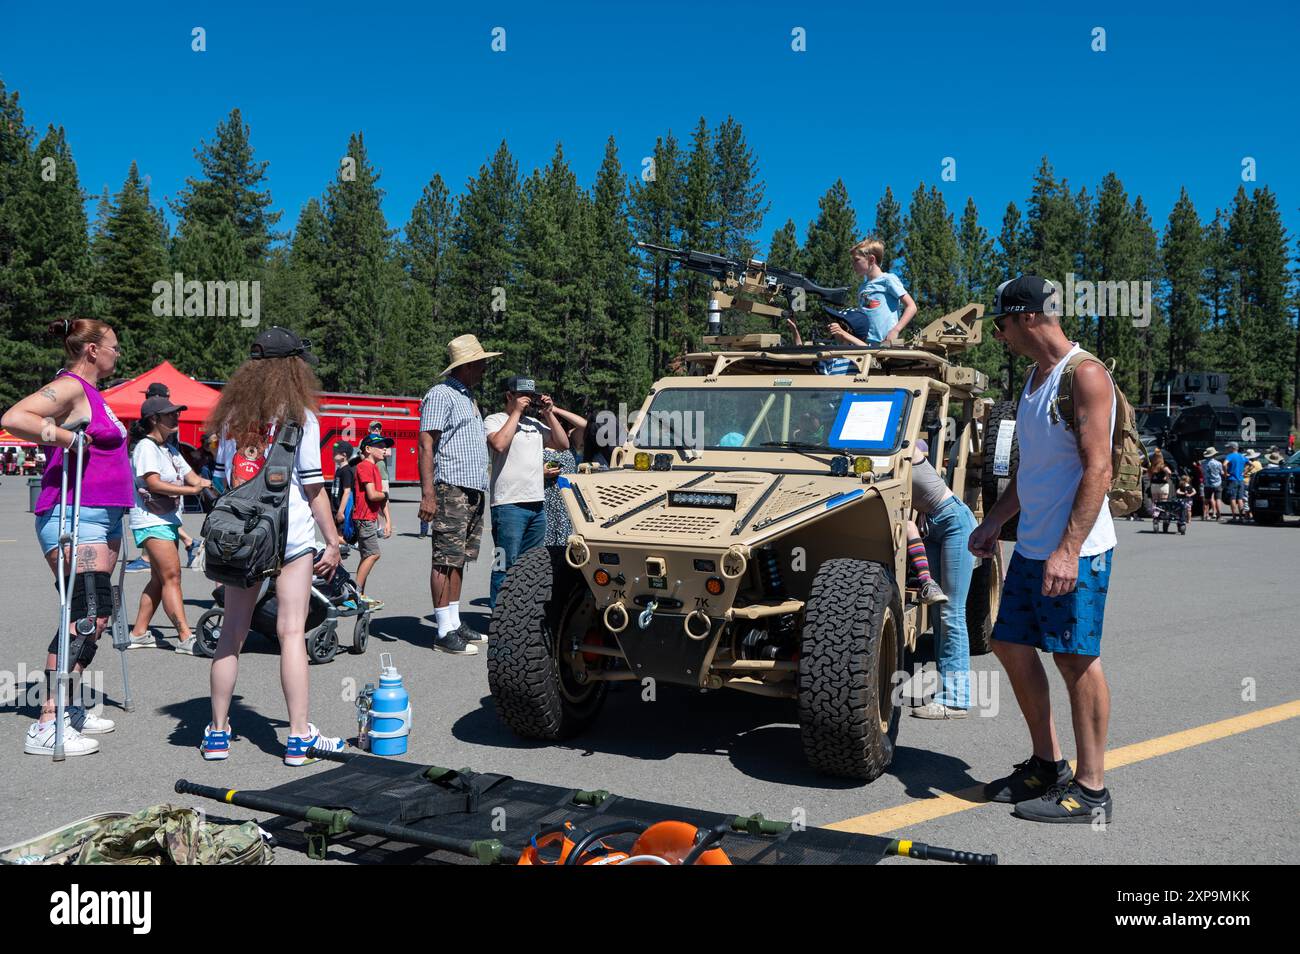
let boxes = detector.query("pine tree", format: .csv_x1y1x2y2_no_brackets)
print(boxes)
1023,157,1087,341
629,132,682,376
767,219,802,271
994,201,1029,393
446,140,521,363
314,132,396,392
92,162,170,375
588,136,650,407
955,197,1002,391
1243,187,1291,406
1162,188,1205,376
873,186,902,270
802,180,858,290
1130,195,1163,403
0,125,96,402
900,183,960,328
674,119,717,348
712,116,768,260
401,173,457,388
170,108,281,266
166,216,250,378
1084,172,1140,394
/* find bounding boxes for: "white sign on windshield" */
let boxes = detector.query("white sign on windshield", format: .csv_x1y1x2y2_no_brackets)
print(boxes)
839,400,893,444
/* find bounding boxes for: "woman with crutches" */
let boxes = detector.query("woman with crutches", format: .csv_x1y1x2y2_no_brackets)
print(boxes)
1,319,134,756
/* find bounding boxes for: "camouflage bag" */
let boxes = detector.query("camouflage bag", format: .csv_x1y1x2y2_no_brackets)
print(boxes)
72,804,273,866
0,812,130,865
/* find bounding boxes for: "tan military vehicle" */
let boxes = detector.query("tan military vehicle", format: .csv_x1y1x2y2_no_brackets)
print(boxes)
488,249,1005,781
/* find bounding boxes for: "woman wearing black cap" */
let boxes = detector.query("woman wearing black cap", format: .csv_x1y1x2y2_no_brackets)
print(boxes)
126,395,211,653
202,328,346,765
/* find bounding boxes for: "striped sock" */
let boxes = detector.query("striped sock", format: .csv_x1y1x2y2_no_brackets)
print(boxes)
907,537,932,584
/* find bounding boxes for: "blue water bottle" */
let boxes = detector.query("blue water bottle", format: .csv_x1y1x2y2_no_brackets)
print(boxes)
368,653,411,756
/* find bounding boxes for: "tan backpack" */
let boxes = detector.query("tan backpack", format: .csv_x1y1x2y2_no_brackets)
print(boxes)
1054,351,1147,517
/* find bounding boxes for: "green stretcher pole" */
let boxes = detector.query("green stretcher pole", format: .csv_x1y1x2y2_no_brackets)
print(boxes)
174,779,521,864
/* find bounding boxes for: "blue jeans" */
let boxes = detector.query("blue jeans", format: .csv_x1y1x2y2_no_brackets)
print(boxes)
490,501,547,609
924,497,977,708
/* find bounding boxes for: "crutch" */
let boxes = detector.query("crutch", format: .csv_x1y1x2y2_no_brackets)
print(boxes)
53,418,90,762
108,512,134,711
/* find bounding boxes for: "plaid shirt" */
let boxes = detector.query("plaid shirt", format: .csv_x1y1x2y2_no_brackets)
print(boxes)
419,376,489,492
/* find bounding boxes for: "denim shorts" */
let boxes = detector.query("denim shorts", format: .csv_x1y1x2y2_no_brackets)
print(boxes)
35,505,127,555
992,549,1113,656
1222,479,1244,502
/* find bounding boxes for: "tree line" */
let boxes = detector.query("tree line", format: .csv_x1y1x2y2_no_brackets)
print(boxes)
1,78,1296,427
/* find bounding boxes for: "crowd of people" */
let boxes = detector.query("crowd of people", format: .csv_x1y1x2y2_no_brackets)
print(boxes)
0,240,1149,826
1145,440,1289,527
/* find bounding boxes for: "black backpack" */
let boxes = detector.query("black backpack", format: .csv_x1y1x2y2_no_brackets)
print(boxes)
201,421,303,588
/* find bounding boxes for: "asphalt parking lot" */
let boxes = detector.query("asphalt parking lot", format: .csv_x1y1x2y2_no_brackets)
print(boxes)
1,478,1296,865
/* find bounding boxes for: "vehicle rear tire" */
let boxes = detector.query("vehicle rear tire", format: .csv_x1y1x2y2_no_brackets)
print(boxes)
195,609,222,659
982,401,1020,541
488,547,608,740
965,547,1004,657
799,558,903,781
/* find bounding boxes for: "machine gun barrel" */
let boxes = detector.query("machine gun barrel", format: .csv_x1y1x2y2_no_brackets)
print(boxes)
634,242,847,305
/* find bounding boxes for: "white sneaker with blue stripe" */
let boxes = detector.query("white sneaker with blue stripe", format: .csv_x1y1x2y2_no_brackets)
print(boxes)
285,723,345,766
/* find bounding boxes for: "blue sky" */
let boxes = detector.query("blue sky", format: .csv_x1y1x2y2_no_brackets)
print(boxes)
3,0,1296,252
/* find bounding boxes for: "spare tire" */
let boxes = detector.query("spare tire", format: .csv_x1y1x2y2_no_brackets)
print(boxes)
982,400,1020,541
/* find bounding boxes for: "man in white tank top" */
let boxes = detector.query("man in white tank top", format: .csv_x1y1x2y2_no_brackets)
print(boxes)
968,276,1116,824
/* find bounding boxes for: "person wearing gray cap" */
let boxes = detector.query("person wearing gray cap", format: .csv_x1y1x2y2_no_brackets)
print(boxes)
125,395,211,653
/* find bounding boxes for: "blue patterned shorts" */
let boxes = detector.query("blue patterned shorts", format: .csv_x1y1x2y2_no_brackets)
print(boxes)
992,549,1113,656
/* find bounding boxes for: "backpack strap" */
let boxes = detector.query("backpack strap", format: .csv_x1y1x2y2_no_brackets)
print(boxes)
260,419,304,564
1055,351,1108,432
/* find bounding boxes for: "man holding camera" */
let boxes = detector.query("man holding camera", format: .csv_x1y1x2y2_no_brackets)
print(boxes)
484,377,569,609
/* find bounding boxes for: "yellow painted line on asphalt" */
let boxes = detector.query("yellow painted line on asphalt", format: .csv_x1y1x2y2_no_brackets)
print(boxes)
826,699,1300,836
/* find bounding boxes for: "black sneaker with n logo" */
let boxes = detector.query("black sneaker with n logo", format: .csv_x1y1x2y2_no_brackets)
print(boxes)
1012,779,1114,824
984,755,1073,803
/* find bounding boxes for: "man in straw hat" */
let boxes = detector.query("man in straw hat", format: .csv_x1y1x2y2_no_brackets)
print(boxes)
417,335,501,655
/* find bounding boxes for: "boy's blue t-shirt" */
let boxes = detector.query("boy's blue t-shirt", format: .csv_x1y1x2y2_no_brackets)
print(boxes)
1223,452,1247,481
843,272,908,344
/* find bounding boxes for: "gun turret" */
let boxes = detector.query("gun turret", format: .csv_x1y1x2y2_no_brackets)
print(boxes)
636,243,849,331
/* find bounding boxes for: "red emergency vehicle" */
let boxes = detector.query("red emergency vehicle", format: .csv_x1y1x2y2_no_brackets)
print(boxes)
314,391,423,485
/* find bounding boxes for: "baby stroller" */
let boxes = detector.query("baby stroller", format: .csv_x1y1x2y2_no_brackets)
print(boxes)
1151,497,1189,535
193,548,372,664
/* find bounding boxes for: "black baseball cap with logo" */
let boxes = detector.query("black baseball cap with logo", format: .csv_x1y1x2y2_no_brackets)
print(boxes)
504,376,539,397
251,327,317,365
140,395,187,418
359,434,394,451
145,382,171,399
990,275,1062,320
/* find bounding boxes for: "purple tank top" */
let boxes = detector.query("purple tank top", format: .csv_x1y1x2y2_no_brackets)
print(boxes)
34,371,135,514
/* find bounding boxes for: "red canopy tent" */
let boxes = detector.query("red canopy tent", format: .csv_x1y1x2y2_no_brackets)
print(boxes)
102,361,222,451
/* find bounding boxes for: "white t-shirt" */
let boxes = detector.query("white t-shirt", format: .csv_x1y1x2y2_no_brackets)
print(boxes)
130,439,192,530
216,412,325,559
483,412,551,506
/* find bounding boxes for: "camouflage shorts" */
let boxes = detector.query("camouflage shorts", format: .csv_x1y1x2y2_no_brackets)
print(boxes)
430,482,485,568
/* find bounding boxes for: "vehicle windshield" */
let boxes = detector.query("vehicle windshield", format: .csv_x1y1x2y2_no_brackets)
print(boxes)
633,387,910,453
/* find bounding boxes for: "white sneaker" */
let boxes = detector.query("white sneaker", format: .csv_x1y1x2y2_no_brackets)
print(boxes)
126,631,165,650
68,705,115,734
910,702,968,720
24,719,100,756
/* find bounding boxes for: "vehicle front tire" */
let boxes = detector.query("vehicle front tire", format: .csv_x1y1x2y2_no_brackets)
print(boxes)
799,558,903,782
488,547,608,740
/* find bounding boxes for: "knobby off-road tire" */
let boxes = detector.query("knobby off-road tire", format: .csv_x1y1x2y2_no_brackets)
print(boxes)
964,546,1004,657
488,546,608,740
982,400,1020,542
799,558,904,781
